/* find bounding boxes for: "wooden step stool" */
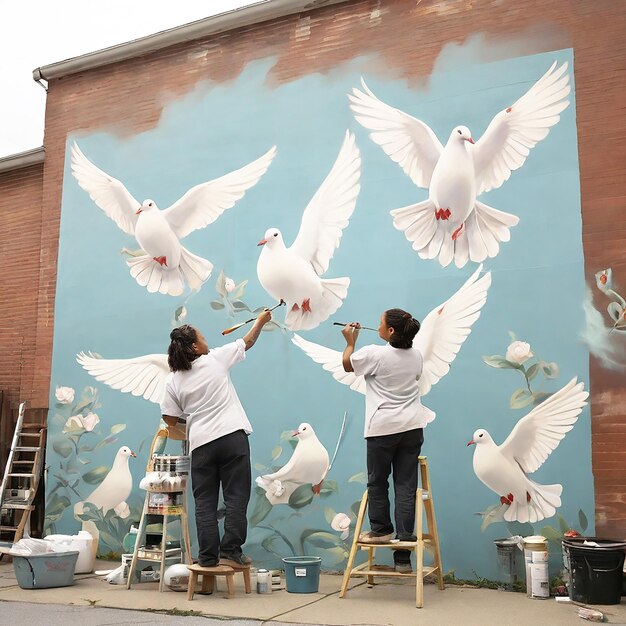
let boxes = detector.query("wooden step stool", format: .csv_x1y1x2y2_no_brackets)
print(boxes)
187,563,251,600
339,456,444,608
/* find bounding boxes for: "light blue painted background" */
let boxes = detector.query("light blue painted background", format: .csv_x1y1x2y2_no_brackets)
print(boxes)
47,46,593,578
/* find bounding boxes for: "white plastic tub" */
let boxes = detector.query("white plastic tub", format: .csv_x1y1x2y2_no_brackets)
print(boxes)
44,531,95,574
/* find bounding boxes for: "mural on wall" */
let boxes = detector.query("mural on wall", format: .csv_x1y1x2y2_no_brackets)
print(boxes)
256,422,330,505
256,131,361,330
349,62,570,268
468,377,588,524
580,268,626,369
46,43,592,579
71,141,276,296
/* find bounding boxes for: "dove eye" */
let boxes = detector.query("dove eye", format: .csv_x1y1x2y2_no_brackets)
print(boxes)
479,433,483,438
457,129,462,135
273,233,278,237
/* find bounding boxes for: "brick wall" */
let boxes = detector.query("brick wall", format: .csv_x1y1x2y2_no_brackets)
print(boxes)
3,0,625,533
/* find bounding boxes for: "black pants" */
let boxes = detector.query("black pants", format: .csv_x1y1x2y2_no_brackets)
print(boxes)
191,429,251,566
366,428,424,564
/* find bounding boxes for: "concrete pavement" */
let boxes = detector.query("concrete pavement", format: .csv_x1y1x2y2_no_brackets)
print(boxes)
0,558,624,625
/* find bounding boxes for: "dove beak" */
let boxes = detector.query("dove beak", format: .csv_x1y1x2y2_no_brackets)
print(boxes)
135,208,143,215
465,137,475,144
257,239,267,246
130,451,137,457
292,430,299,437
466,439,475,447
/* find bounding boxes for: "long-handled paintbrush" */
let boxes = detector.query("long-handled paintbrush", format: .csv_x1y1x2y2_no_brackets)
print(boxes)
222,301,285,335
332,322,377,331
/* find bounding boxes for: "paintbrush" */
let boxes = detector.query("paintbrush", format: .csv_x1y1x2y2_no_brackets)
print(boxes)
332,322,377,331
222,301,285,335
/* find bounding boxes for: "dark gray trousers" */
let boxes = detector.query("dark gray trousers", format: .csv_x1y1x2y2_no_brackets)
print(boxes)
366,428,424,564
191,429,251,566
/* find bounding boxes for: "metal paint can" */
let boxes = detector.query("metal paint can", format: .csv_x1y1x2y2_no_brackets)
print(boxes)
530,562,550,598
256,568,271,594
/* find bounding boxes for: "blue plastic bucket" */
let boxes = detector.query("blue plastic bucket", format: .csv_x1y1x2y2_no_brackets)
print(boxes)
282,556,321,593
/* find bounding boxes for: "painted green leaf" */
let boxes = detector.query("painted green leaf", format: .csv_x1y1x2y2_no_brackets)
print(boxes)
98,529,121,550
350,500,362,518
526,363,539,381
324,507,337,525
288,484,314,509
253,462,267,472
261,535,276,552
482,355,515,369
95,435,118,450
348,472,367,484
479,503,506,531
82,465,110,485
541,363,554,378
301,529,344,549
271,446,282,461
507,331,517,342
506,521,534,537
215,269,227,298
249,494,273,526
79,444,94,453
231,299,250,311
540,525,563,543
510,388,533,409
319,545,348,565
578,509,588,532
557,515,569,534
46,494,71,521
319,479,339,498
532,391,552,407
210,300,225,310
110,424,126,435
52,435,73,458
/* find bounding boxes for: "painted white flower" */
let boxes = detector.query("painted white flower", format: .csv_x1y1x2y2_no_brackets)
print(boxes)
224,278,236,293
505,341,533,365
271,479,285,497
331,512,351,540
114,501,130,519
63,412,100,433
55,386,75,404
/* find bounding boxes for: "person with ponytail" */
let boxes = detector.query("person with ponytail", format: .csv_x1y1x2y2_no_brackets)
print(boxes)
161,309,272,568
341,308,431,573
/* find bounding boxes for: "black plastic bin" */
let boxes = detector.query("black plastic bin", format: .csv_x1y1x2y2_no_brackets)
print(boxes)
562,538,626,605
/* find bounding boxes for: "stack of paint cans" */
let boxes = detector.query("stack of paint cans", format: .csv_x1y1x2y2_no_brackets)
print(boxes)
523,535,549,599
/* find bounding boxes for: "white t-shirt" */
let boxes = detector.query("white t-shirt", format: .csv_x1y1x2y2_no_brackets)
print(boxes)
351,343,435,438
160,338,252,453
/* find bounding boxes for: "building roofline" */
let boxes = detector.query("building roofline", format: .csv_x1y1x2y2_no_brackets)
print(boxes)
33,0,346,82
0,147,45,174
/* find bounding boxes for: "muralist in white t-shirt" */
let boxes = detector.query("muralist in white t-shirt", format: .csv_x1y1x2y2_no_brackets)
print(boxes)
351,343,435,438
160,338,252,453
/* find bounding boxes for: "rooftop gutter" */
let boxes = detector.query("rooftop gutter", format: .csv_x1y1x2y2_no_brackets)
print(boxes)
0,147,45,174
33,0,347,82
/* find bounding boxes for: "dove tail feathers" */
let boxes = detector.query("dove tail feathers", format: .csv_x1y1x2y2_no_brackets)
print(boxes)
391,199,437,253
285,277,350,331
504,480,562,524
126,247,212,296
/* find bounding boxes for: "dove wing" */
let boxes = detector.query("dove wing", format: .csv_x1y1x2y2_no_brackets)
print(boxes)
414,265,491,396
70,142,141,235
161,146,276,239
290,131,361,275
349,78,444,189
291,334,366,394
76,351,170,405
500,378,588,474
473,61,570,195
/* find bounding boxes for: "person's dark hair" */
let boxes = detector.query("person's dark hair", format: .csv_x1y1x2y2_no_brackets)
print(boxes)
168,325,199,372
384,308,421,349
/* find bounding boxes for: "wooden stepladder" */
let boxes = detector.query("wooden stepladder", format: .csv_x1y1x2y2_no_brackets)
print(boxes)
0,403,45,545
339,456,444,608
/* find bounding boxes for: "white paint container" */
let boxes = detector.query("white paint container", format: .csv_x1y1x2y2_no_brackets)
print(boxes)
530,562,550,599
523,535,548,598
256,568,272,594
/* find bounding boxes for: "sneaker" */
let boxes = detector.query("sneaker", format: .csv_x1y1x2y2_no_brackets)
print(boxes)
220,553,253,568
358,531,394,544
394,562,413,573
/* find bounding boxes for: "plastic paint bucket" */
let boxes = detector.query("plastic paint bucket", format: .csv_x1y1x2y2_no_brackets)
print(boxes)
13,550,79,589
523,536,547,598
282,556,321,593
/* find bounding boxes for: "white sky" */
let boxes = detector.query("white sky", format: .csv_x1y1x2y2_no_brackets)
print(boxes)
0,1,254,157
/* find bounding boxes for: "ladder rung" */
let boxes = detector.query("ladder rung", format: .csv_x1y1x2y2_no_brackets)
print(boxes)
18,433,41,437
14,447,39,452
1,503,34,510
349,565,438,578
0,526,19,532
12,460,35,464
6,473,35,478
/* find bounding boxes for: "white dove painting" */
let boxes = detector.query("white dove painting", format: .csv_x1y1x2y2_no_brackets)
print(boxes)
77,351,169,405
74,446,136,518
349,62,570,268
467,378,588,523
292,264,491,404
256,423,330,506
71,142,276,296
256,131,361,330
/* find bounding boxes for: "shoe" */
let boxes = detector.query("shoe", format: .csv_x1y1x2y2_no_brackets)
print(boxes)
220,553,253,568
394,562,413,573
358,531,394,544
197,560,218,568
